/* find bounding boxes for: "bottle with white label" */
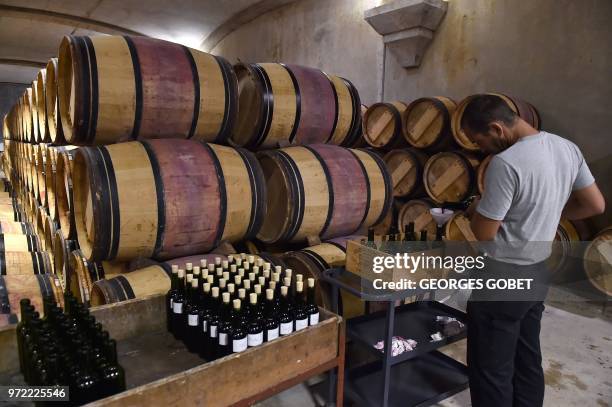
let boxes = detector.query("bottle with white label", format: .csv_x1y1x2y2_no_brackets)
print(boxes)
185,278,200,353
230,299,248,353
293,281,309,332
216,293,233,359
246,294,264,349
205,287,221,361
263,288,280,342
278,286,294,336
171,269,186,340
306,278,320,326
166,265,179,333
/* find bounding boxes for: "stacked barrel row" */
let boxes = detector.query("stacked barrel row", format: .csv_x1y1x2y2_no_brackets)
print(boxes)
358,94,541,241
1,34,392,312
3,36,364,150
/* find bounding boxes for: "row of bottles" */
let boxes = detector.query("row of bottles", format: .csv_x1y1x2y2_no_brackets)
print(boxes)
366,221,445,251
16,292,126,405
166,254,320,360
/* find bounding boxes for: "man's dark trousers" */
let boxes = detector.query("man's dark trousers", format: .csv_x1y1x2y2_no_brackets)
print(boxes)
467,300,545,407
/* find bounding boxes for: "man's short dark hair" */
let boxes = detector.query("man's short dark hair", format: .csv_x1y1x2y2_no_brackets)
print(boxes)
461,94,517,133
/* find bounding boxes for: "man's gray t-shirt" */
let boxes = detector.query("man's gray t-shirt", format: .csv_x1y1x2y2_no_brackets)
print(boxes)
477,131,594,264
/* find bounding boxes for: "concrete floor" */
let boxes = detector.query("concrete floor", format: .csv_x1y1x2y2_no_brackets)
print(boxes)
257,301,612,407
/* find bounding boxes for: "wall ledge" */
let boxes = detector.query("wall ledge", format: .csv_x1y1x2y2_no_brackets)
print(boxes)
364,0,447,68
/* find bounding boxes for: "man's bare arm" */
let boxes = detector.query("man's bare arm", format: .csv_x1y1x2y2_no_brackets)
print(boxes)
562,183,605,220
470,212,502,241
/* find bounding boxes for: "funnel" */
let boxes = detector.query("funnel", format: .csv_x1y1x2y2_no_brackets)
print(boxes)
430,208,454,227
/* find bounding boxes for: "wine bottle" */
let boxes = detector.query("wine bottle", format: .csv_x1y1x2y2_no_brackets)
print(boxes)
216,292,233,359
222,260,229,271
243,279,251,294
246,293,264,349
98,338,126,398
170,269,186,340
230,299,248,354
278,286,294,336
71,346,102,404
238,288,247,307
198,283,212,358
185,262,193,279
205,287,221,361
306,278,320,326
185,278,201,353
263,289,279,342
166,266,179,333
214,257,222,267
366,228,377,249
435,224,444,241
227,283,236,301
200,258,207,270
420,230,428,241
16,299,32,374
404,222,416,241
293,281,308,331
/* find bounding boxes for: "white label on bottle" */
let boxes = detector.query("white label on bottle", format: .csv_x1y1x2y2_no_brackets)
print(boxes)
267,327,279,341
295,318,308,331
188,314,198,326
232,337,248,353
248,332,264,347
219,333,228,345
209,325,217,338
173,302,183,314
202,320,208,333
280,321,293,335
309,313,320,325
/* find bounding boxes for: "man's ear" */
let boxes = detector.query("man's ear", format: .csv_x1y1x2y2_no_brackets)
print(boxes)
488,122,504,138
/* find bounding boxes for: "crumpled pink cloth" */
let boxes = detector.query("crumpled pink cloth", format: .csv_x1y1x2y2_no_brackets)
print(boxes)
374,336,417,356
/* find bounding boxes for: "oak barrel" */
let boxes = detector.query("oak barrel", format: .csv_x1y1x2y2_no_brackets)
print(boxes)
403,97,457,151
36,69,50,143
90,264,172,306
0,274,63,319
31,80,40,143
281,235,365,318
423,151,481,204
68,249,127,304
56,149,77,239
45,146,77,225
451,93,541,151
257,144,392,244
363,101,408,150
58,35,237,145
444,211,478,241
53,230,78,289
73,139,266,261
583,226,612,297
0,251,53,275
45,58,65,144
397,199,437,241
0,221,34,235
383,148,429,198
231,63,361,149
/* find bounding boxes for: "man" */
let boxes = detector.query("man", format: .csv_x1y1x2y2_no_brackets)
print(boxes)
461,94,605,407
